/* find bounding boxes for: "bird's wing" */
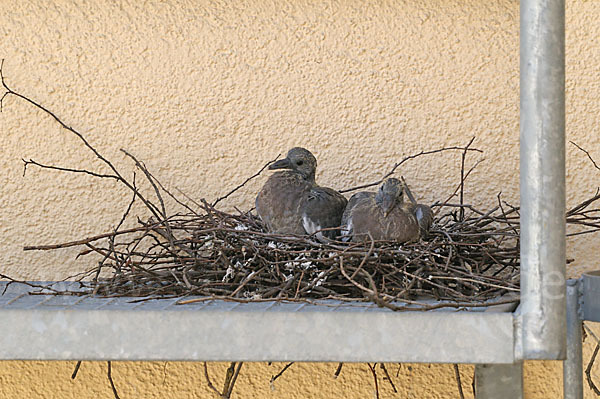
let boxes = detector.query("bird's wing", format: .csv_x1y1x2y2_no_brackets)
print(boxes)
302,186,348,240
256,172,310,235
412,204,434,236
340,192,374,238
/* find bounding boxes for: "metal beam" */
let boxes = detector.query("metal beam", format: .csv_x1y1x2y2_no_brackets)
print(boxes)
475,363,524,399
581,271,600,322
564,280,583,399
519,0,566,359
0,284,516,363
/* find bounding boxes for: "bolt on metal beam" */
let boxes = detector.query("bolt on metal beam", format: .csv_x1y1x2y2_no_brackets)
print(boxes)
520,0,566,359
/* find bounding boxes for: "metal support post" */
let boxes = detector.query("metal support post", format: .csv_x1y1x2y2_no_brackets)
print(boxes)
520,0,566,359
475,363,524,399
564,280,583,399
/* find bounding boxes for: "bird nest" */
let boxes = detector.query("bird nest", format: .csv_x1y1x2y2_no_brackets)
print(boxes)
12,138,600,310
19,168,600,311
76,197,522,310
3,64,600,310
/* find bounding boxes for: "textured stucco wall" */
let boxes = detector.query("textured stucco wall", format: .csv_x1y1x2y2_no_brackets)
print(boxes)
1,0,600,397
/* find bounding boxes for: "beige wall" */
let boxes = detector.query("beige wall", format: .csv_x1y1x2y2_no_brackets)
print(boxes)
1,0,600,397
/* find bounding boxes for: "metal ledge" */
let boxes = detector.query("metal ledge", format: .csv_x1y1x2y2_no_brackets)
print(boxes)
0,282,518,363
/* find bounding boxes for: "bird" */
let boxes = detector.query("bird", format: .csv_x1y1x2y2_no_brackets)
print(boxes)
341,178,433,242
255,147,348,240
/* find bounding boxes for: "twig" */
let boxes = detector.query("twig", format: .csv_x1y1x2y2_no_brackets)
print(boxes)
0,61,164,223
454,364,465,399
225,362,243,398
220,362,243,398
380,363,398,393
334,363,344,378
586,342,600,395
71,361,82,379
271,362,294,384
571,141,600,172
162,362,168,385
204,362,221,397
107,361,121,399
212,155,281,207
367,363,380,399
23,224,159,251
584,323,600,395
459,137,476,221
22,158,119,180
340,142,483,193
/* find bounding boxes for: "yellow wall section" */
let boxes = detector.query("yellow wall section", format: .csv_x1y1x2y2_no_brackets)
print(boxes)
0,360,570,398
1,0,600,397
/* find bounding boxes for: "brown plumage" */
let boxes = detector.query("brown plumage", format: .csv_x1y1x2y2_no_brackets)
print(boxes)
255,147,348,240
341,178,433,242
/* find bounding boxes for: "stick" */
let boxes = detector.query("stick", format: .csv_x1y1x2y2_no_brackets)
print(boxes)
454,364,465,399
107,361,121,399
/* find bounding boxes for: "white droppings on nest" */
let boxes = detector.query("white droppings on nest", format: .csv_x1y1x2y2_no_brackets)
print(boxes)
284,262,294,270
222,266,235,282
290,254,313,270
234,224,249,231
267,241,277,249
242,291,262,300
285,274,294,281
315,270,327,287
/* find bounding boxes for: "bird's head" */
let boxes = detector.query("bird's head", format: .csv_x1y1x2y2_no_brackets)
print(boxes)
375,178,403,217
268,147,317,182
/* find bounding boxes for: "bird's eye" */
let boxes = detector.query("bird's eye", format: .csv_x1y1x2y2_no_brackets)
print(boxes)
296,160,304,166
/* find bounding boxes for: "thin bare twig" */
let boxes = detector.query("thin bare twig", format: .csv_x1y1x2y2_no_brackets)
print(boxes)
212,154,281,207
225,362,243,398
367,363,380,399
22,158,119,180
459,137,476,221
584,323,600,395
71,361,82,379
454,364,465,399
571,141,600,172
380,363,398,393
340,142,483,193
586,342,600,395
204,362,221,397
334,362,344,378
107,361,121,399
271,362,294,384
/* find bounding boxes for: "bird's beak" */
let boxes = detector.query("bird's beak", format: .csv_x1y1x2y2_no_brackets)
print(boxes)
269,158,292,170
381,194,395,217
